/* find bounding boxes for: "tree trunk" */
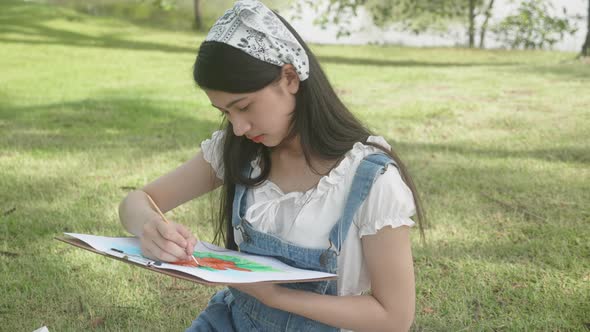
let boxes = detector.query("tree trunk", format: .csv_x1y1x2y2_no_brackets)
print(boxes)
582,0,590,56
479,0,495,49
193,0,202,31
468,0,476,48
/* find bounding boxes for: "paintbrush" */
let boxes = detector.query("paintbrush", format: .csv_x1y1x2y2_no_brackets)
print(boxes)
144,193,200,266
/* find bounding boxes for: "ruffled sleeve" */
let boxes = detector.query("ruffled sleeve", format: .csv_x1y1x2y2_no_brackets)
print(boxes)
200,130,226,180
355,165,417,237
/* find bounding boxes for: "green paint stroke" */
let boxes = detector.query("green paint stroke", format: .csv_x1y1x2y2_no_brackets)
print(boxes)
193,251,283,272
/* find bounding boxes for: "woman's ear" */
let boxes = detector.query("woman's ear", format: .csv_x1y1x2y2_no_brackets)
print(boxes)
281,64,300,95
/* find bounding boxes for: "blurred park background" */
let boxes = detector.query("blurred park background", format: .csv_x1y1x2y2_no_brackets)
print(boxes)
1,0,589,331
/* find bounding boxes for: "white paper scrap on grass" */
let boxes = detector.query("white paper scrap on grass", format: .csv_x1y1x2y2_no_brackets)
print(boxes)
64,233,336,284
32,327,49,332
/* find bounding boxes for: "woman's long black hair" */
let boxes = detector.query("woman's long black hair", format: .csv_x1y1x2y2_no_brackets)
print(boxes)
194,12,426,250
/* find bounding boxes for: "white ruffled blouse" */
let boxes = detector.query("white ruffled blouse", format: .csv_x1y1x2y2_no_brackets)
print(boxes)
201,130,416,297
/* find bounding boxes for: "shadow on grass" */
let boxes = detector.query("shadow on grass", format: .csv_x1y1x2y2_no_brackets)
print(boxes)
388,138,589,243
317,55,520,68
0,95,221,153
393,141,590,165
404,157,589,329
516,64,590,81
411,236,590,330
0,1,199,54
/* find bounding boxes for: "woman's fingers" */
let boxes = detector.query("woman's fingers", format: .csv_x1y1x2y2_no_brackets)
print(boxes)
156,221,188,248
152,240,185,262
140,220,192,261
175,223,199,254
140,239,156,260
152,230,191,260
141,241,178,262
187,236,198,254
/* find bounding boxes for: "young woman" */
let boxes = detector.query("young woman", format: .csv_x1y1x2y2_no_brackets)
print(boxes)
119,1,426,331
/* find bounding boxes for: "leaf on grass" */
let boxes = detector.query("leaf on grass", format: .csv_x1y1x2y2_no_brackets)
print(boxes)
472,299,481,321
90,317,105,328
120,186,136,191
422,306,435,314
78,296,84,313
167,286,195,291
0,251,19,257
2,207,16,216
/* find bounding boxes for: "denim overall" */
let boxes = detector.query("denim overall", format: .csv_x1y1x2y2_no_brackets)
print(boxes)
186,153,397,332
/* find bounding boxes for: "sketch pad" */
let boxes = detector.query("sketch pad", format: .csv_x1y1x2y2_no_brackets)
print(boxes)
56,233,336,286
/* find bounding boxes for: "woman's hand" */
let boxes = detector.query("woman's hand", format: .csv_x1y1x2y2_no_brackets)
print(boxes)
230,283,282,307
139,217,198,262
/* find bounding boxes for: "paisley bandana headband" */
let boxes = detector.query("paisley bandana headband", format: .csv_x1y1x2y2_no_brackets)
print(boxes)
205,0,310,81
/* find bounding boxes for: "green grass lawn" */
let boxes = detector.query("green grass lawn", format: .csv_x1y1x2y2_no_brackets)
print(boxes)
1,1,589,331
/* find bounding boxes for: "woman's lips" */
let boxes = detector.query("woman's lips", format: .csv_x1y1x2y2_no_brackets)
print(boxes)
251,135,264,143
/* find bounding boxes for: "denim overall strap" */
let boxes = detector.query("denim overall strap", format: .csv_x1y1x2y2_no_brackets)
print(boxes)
328,153,398,252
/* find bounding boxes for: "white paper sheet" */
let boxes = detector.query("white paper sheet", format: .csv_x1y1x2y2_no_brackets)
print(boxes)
64,233,336,284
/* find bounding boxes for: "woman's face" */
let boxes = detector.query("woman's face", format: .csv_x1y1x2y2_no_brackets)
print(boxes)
204,66,300,147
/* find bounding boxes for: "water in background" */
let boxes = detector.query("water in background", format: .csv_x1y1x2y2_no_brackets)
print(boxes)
286,0,587,52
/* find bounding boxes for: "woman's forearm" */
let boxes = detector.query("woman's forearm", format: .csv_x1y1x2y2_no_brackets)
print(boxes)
270,286,414,332
118,190,158,237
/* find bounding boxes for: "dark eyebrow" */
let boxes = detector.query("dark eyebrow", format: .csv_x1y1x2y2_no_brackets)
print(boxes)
211,96,248,110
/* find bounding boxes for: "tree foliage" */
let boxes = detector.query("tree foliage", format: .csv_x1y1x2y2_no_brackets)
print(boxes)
291,0,464,35
140,0,204,30
492,0,578,50
289,0,496,47
143,0,178,11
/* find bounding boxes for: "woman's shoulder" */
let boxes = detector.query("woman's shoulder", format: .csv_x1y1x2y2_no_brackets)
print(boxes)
329,135,392,175
347,135,393,164
352,137,416,236
202,129,226,144
313,135,392,194
364,135,392,151
200,130,226,180
352,136,416,235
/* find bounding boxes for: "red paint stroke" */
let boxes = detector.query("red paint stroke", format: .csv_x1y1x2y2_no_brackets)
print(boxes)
173,257,252,272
